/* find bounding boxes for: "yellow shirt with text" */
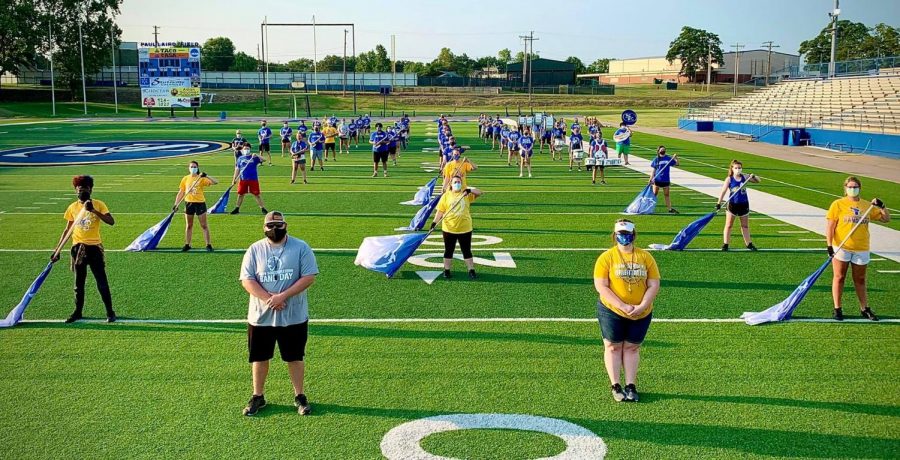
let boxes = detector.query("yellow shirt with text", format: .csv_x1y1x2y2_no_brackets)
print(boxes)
179,175,214,203
826,197,884,252
593,247,660,319
63,199,110,246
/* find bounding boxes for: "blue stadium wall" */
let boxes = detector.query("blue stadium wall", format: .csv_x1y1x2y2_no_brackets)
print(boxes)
679,119,900,159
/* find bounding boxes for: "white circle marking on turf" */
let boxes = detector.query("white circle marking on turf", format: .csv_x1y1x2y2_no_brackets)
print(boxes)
422,235,503,246
380,413,606,460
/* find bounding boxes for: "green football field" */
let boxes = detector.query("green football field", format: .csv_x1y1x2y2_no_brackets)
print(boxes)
0,119,898,458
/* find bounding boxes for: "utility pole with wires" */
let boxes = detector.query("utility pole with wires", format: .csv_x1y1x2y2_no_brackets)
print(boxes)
48,20,56,116
706,40,712,92
391,34,396,88
828,0,840,77
730,43,744,96
152,25,160,47
519,31,538,101
342,29,348,96
110,24,118,113
78,19,87,115
761,41,780,86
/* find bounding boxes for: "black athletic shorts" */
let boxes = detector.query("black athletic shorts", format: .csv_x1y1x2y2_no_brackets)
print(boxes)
388,145,397,155
259,143,271,153
325,143,336,152
597,302,652,344
727,201,750,217
248,321,309,363
373,150,389,163
654,180,671,188
185,202,207,216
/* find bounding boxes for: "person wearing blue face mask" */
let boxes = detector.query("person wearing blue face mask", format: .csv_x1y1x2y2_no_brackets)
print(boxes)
430,175,483,280
174,161,219,252
593,219,660,403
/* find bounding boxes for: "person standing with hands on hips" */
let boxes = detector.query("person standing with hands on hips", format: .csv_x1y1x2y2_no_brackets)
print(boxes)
593,219,660,403
826,177,890,321
240,211,319,417
53,175,117,323
174,161,218,252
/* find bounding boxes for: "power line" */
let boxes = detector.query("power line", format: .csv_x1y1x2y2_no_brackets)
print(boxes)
152,25,159,47
730,43,744,96
761,41,780,86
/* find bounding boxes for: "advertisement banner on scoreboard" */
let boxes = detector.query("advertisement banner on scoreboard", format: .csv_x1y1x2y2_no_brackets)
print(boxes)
139,42,201,109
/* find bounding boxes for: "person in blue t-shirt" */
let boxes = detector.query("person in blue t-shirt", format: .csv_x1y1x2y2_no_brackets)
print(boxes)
257,120,273,166
297,120,308,136
347,119,359,146
307,126,325,172
370,123,390,177
538,122,551,154
230,145,268,215
499,124,511,158
518,127,534,178
650,145,679,214
231,129,247,154
386,126,400,166
279,121,293,158
715,159,761,251
568,127,585,172
362,115,371,134
550,125,565,161
491,119,502,150
589,132,609,185
506,127,521,167
289,132,310,185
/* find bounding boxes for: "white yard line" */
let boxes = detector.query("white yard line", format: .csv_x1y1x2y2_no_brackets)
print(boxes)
623,155,900,263
761,223,791,227
18,317,898,324
877,270,900,273
0,247,840,253
778,230,810,234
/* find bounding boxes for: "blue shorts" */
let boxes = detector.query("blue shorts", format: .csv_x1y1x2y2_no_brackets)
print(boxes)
312,149,323,160
521,150,533,158
597,302,652,344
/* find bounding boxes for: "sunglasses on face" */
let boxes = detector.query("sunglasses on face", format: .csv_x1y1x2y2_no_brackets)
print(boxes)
265,222,286,229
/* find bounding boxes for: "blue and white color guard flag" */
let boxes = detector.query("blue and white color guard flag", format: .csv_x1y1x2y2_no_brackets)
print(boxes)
741,258,832,325
125,211,176,252
649,211,718,251
208,184,234,214
354,232,430,278
624,156,676,215
0,262,54,328
401,177,437,206
396,195,441,232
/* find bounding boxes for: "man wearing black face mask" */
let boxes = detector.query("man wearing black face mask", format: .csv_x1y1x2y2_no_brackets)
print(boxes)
53,175,117,323
239,211,319,417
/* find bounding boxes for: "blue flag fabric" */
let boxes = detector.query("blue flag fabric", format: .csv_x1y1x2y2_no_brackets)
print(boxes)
624,184,658,215
651,211,718,251
741,258,832,325
125,211,176,252
354,232,430,278
208,184,235,214
396,195,441,232
401,177,437,206
0,262,55,328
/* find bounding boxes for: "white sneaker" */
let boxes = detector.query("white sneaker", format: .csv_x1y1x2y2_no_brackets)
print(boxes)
528,173,532,178
519,173,523,177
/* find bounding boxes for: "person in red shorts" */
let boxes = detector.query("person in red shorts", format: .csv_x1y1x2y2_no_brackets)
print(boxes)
230,142,269,215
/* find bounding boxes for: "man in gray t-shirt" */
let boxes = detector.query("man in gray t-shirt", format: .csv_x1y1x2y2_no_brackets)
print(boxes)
239,211,318,416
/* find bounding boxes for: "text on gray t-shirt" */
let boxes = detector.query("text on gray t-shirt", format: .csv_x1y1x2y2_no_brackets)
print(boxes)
239,236,319,327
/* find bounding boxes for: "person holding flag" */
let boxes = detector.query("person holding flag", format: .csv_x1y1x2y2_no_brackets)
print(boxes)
519,127,534,178
650,146,679,214
442,148,477,191
258,120,273,166
826,177,890,321
239,211,319,416
52,175,117,323
290,132,310,185
279,122,293,158
715,160,760,251
589,132,608,185
230,145,269,215
323,122,338,162
593,219,660,402
308,125,325,172
174,161,219,252
614,123,632,165
431,175,484,280
370,122,390,178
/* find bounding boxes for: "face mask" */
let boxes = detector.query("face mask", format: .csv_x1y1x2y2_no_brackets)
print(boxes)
733,168,742,175
265,227,287,242
242,149,251,156
615,232,635,246
846,187,860,197
78,190,91,202
452,183,462,192
189,167,199,174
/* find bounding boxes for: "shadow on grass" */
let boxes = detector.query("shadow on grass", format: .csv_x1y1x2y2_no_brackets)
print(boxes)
647,392,900,418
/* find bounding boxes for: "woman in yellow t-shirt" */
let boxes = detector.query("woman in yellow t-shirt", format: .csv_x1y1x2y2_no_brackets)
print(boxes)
430,175,483,280
593,219,660,403
173,161,219,252
825,176,890,321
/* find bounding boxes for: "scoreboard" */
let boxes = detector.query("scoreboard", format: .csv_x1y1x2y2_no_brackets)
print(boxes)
138,41,202,109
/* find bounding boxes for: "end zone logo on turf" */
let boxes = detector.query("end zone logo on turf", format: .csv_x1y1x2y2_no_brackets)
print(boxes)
0,141,228,166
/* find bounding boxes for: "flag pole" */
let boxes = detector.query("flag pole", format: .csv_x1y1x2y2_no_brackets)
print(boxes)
831,203,877,255
48,19,56,117
78,19,87,115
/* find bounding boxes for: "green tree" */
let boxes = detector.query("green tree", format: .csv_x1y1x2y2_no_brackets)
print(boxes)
587,58,612,73
201,37,235,71
513,50,540,63
475,55,500,70
666,26,723,81
398,60,426,74
284,58,313,72
565,56,586,75
799,20,869,63
434,47,455,70
0,0,43,90
862,23,900,58
229,51,258,72
497,48,511,64
317,54,345,71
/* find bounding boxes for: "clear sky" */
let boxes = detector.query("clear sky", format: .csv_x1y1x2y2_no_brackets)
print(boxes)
117,0,900,64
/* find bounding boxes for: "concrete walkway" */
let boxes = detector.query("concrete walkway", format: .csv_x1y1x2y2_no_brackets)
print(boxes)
633,126,900,183
625,155,900,263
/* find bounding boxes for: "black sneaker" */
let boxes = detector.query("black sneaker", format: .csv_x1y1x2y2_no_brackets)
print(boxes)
65,312,83,324
611,383,626,402
229,207,240,215
833,308,844,321
668,208,679,214
861,308,879,321
295,394,311,415
106,313,117,323
747,242,758,251
721,244,729,252
600,180,607,185
261,208,268,214
624,384,640,402
206,244,214,252
181,244,191,252
468,269,477,280
443,269,452,279
242,395,266,416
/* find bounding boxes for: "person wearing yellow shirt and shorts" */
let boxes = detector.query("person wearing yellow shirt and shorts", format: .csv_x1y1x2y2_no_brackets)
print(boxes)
52,175,117,323
593,219,660,402
430,175,483,280
825,176,890,321
174,161,219,252
323,123,338,162
441,149,477,192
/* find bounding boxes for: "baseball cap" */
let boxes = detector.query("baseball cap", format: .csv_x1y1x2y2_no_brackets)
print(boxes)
264,210,284,224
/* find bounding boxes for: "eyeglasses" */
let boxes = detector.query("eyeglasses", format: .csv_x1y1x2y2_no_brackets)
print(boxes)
265,222,286,229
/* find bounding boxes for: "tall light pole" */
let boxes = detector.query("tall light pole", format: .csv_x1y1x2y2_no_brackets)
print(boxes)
342,29,348,96
110,23,118,113
48,20,56,116
828,0,840,77
78,19,87,115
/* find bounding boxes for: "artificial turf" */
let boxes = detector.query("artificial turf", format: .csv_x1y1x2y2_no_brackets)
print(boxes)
0,119,897,458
